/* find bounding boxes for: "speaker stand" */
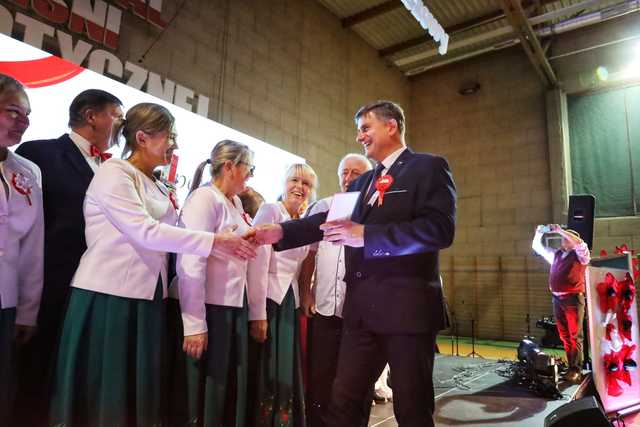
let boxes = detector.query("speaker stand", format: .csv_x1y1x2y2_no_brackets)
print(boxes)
465,319,484,359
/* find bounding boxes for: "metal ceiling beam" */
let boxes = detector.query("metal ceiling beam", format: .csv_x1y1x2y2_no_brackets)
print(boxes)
402,0,637,75
500,0,558,87
341,0,404,28
379,9,504,56
379,0,559,58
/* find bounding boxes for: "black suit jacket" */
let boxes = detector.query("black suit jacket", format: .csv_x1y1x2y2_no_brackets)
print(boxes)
16,134,94,310
276,149,456,334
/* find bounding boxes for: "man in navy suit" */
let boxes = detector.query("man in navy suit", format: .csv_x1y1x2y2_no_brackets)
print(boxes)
13,89,123,425
255,100,456,427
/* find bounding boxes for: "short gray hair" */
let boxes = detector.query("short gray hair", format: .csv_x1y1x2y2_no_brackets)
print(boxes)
337,153,372,176
0,73,26,99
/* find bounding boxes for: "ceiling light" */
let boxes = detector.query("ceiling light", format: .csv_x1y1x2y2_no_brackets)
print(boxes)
595,66,609,81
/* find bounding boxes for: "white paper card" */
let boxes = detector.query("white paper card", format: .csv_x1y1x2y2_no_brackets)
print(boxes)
326,192,360,222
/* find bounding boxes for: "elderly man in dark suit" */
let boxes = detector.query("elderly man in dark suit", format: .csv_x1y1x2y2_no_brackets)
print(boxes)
254,100,456,427
13,89,123,425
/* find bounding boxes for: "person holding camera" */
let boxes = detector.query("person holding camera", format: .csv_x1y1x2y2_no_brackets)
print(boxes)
532,224,590,382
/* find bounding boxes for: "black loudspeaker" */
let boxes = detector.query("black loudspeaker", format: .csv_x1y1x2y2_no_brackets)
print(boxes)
544,396,610,427
567,194,596,250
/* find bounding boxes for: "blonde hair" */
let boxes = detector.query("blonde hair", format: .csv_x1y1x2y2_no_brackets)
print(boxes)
115,102,175,158
189,140,254,194
282,163,318,209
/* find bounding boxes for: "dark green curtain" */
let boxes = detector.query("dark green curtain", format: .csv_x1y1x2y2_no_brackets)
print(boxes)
568,86,640,217
628,86,640,213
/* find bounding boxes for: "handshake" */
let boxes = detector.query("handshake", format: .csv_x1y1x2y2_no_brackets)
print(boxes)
210,219,366,260
210,224,284,260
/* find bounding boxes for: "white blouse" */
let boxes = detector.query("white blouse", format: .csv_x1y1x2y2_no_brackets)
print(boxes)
173,184,254,336
0,150,44,326
71,159,214,300
247,202,309,321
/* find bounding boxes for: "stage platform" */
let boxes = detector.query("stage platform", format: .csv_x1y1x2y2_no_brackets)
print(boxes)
368,355,582,427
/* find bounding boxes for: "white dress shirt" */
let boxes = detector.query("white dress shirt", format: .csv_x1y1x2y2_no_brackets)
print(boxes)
247,202,309,320
0,150,44,326
68,131,100,173
307,197,346,318
173,183,252,336
366,146,407,206
71,159,214,300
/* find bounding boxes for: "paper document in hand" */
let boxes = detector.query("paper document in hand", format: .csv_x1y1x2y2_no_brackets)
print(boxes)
326,192,360,222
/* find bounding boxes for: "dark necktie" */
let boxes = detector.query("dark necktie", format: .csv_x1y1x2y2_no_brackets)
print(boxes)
363,163,385,205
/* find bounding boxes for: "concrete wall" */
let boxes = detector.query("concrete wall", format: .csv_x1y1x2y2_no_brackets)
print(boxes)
119,0,410,198
408,13,640,341
408,48,551,340
1,0,409,198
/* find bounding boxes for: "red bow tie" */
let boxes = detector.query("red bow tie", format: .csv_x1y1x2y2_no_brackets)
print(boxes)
90,145,112,161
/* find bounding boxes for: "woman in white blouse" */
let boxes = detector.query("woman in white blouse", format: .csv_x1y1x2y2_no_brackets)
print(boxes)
248,163,318,427
50,103,257,427
169,140,256,426
0,74,43,419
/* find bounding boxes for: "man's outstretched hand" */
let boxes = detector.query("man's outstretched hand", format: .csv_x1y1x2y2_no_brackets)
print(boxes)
243,224,283,245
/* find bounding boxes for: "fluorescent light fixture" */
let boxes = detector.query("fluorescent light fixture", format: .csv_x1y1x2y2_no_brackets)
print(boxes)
400,0,449,55
596,66,609,81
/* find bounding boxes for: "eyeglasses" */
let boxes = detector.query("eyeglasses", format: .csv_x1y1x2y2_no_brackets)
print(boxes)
167,133,178,147
238,161,255,177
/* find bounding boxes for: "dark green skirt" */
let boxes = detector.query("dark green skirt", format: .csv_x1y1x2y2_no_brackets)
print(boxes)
252,288,306,427
0,306,16,419
168,297,249,427
50,281,166,427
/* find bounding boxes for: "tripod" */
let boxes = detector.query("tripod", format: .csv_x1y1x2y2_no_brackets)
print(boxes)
465,318,484,358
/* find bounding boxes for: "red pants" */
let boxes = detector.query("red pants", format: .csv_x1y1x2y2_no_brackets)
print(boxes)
552,293,585,369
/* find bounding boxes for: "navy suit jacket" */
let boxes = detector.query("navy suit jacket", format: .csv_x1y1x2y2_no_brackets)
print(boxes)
276,148,456,334
16,134,94,310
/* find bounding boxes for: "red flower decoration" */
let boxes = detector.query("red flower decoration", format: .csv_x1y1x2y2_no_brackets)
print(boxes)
168,192,179,210
279,409,290,424
618,310,633,341
604,350,625,396
616,244,631,254
606,323,616,340
241,212,252,226
604,344,637,396
619,344,637,386
597,273,620,314
375,174,394,207
11,172,32,206
620,273,636,312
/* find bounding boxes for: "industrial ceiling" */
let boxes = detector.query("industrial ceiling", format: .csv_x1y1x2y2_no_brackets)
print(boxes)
316,0,639,86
